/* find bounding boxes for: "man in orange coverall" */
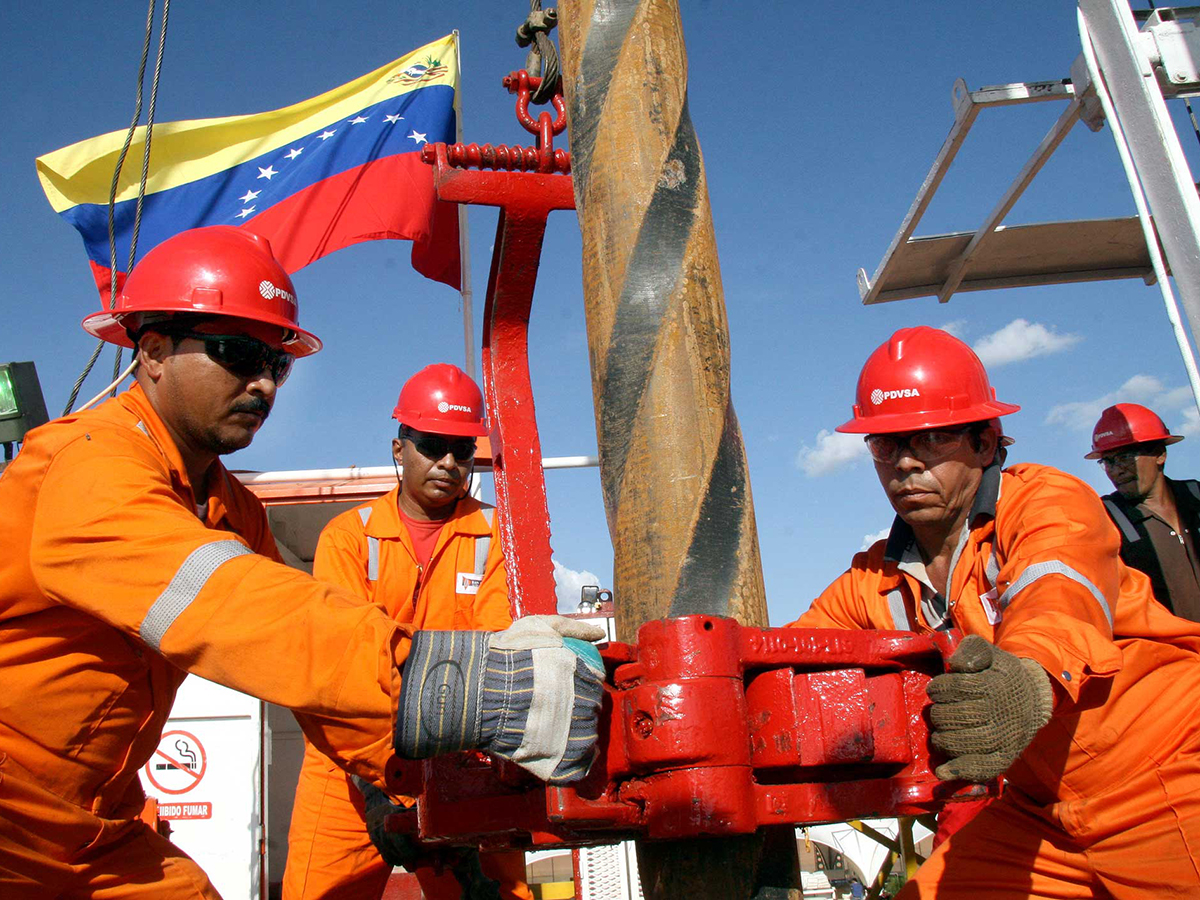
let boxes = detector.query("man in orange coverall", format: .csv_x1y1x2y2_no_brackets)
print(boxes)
283,364,532,900
0,226,604,900
790,325,1200,898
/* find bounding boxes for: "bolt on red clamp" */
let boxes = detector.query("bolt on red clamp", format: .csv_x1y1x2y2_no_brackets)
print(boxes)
386,616,990,851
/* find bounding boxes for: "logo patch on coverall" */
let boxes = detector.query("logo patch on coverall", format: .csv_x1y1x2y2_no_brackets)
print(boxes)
979,588,1002,625
457,572,482,594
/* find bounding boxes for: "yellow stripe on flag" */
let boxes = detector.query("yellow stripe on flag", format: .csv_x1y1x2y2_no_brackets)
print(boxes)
36,35,457,213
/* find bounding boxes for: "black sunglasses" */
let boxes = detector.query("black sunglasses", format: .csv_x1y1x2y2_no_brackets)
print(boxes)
402,428,477,463
170,331,295,386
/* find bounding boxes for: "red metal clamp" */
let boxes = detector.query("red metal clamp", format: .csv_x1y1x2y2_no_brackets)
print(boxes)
387,617,984,851
420,69,575,619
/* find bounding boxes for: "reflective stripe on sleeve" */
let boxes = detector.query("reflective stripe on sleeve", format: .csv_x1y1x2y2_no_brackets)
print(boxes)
1101,498,1140,543
366,537,379,581
140,540,253,650
475,507,494,577
357,507,379,580
985,551,1000,588
998,560,1114,628
887,589,913,631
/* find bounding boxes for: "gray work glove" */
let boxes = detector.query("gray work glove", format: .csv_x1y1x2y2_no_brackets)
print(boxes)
395,614,607,783
926,634,1054,782
351,775,420,869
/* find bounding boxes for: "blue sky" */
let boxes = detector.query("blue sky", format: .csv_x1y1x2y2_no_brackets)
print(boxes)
5,1,1198,626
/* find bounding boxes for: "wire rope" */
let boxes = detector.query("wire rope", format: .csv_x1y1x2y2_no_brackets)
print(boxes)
516,0,561,104
62,0,171,413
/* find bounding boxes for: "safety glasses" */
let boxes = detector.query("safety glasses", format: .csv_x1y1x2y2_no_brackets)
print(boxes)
173,332,295,386
1097,448,1144,469
864,427,970,466
405,430,477,463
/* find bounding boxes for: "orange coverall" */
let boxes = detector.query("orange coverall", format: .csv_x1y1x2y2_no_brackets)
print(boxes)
0,385,411,899
791,462,1200,898
283,487,533,900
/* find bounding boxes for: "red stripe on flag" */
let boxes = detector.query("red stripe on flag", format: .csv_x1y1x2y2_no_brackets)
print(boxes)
244,153,460,289
84,153,461,310
88,260,126,312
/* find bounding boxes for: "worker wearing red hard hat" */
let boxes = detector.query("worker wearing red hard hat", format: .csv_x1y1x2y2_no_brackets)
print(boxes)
788,326,1200,897
284,364,532,900
1087,403,1200,622
0,227,603,899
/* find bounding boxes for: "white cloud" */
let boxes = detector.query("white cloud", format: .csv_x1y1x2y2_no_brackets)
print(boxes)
939,319,968,339
1153,385,1200,436
552,557,603,613
860,527,890,551
795,429,869,477
1045,374,1166,431
1180,406,1200,438
1157,385,1194,411
971,318,1082,368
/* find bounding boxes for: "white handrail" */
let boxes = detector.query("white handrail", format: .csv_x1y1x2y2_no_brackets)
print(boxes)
234,454,600,485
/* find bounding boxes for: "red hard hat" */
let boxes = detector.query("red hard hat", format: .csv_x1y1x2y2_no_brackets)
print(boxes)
1085,403,1183,458
393,364,487,437
81,225,321,356
838,326,1020,434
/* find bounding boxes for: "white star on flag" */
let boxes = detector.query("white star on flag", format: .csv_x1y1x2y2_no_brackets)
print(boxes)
257,165,278,180
236,206,256,219
384,114,403,124
318,130,336,140
238,189,260,203
407,130,427,144
349,115,369,125
284,147,303,160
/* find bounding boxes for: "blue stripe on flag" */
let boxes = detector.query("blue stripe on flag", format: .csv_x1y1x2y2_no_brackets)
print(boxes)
61,84,455,268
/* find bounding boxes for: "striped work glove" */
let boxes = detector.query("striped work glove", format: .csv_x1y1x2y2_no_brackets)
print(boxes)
926,634,1054,783
395,614,607,783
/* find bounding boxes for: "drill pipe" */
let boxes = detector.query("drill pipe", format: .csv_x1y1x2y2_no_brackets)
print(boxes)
558,2,799,897
558,0,767,639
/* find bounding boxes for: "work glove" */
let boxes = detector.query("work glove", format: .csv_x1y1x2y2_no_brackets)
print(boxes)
926,634,1054,783
449,850,502,900
353,776,501,899
395,614,607,783
351,775,420,869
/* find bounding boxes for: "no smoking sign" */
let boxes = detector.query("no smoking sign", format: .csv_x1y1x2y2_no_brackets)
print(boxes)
145,730,207,795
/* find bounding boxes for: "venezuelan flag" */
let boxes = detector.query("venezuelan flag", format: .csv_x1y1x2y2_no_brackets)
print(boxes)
36,34,461,301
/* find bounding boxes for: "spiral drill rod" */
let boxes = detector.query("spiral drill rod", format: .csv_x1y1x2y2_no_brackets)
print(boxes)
558,1,800,896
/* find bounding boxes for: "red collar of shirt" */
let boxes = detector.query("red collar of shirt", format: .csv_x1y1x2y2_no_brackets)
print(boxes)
359,486,492,541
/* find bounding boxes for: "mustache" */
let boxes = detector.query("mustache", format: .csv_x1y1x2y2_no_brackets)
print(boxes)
893,477,936,492
230,397,272,419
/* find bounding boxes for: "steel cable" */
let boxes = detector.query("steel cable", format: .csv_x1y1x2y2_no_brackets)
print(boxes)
63,0,170,413
516,0,561,104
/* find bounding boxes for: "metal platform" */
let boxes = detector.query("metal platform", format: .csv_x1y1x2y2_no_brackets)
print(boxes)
860,215,1158,303
857,1,1200,416
857,6,1200,310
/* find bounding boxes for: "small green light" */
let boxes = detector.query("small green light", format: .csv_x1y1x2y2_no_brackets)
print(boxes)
0,368,18,418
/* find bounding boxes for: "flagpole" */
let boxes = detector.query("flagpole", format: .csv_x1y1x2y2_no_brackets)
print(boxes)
452,29,476,380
